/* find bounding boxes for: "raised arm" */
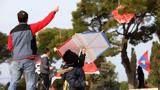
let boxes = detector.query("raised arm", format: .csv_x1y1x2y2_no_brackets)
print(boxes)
78,49,86,67
8,33,13,51
30,6,59,35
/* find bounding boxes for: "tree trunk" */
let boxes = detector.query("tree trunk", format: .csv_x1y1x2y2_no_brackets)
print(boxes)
121,38,137,89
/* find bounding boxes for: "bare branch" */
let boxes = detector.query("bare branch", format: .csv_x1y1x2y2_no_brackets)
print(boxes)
122,23,126,35
112,30,124,35
130,23,137,33
126,22,132,35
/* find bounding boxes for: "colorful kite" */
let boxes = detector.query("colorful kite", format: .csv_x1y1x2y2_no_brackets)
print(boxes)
138,51,150,73
83,62,99,74
112,5,135,23
57,32,111,62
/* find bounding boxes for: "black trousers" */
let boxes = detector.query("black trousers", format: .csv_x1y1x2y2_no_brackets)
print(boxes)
41,73,50,90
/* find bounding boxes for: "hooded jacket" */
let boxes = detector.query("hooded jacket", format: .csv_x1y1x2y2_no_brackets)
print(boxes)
61,52,86,90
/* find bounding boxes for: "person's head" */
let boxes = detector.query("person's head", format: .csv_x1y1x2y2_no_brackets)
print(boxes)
138,65,142,71
17,10,28,23
137,65,144,75
43,48,50,56
62,49,78,65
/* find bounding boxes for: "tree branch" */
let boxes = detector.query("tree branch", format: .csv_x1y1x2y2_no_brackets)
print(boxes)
122,23,126,35
113,30,124,35
130,23,136,33
126,21,132,34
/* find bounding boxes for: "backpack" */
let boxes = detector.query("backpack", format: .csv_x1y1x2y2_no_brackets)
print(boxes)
74,68,85,88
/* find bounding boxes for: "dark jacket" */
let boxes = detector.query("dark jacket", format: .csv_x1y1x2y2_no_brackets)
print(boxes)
40,54,50,74
137,66,145,88
62,67,85,90
61,53,86,90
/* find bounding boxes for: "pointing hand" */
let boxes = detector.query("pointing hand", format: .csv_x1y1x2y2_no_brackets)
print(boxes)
53,6,59,13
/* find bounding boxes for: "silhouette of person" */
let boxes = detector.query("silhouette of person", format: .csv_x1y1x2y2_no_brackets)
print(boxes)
137,65,145,88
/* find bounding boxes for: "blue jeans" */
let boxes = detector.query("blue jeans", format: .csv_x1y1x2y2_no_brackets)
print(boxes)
8,59,36,90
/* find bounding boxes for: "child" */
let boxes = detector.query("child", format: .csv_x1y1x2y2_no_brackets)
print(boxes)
60,49,86,90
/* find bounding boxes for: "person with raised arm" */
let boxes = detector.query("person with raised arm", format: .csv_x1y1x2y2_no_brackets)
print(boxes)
8,6,59,90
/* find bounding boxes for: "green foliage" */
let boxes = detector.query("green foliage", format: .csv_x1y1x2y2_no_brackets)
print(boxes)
2,76,26,90
37,28,74,59
53,79,63,90
148,41,160,88
117,0,148,14
72,0,117,32
72,0,149,31
153,0,160,39
129,25,156,46
17,77,26,90
0,32,10,61
119,81,128,90
87,57,119,90
145,0,160,40
154,0,160,22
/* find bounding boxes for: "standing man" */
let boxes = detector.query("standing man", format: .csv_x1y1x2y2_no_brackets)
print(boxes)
8,6,59,90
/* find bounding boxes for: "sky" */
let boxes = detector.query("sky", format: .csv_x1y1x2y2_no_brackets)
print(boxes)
0,0,159,83
0,0,79,34
0,0,80,85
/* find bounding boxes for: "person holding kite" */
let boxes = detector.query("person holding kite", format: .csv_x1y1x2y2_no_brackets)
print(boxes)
59,49,86,90
8,5,59,90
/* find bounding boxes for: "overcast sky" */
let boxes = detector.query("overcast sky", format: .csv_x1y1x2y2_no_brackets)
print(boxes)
0,0,159,83
0,0,79,34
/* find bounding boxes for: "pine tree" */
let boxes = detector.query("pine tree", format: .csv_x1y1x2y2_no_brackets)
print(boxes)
89,56,119,90
154,0,160,39
130,48,137,88
0,32,10,62
72,0,156,88
148,41,160,88
36,28,74,58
